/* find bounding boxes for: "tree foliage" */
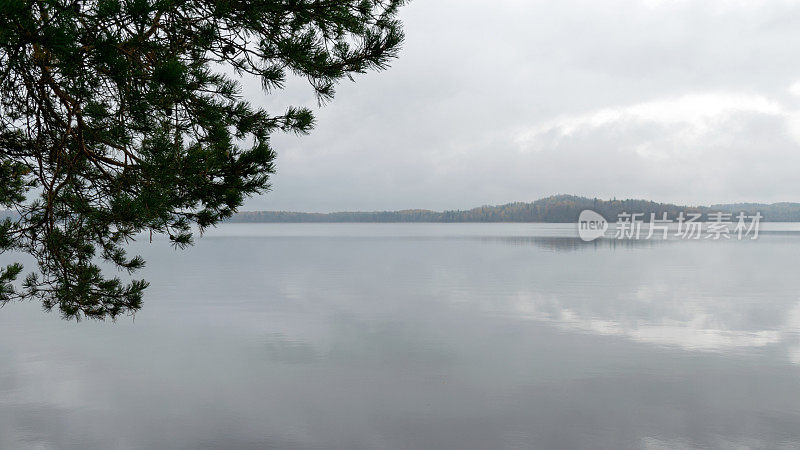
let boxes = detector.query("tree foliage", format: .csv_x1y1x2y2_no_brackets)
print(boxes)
0,0,405,319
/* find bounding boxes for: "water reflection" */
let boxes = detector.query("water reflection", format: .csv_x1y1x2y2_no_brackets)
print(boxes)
1,224,799,448
477,235,672,251
478,234,800,359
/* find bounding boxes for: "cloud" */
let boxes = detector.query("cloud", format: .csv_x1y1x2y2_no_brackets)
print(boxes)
240,0,800,211
509,92,800,200
516,93,784,146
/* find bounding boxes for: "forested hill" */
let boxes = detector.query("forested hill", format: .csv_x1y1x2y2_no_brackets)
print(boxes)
228,195,800,223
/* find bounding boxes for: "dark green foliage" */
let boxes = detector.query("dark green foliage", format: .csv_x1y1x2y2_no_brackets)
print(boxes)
0,0,405,319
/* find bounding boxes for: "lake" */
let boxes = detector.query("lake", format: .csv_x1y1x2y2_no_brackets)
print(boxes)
2,223,800,449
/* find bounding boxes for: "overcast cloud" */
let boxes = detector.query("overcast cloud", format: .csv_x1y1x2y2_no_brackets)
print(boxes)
242,0,800,212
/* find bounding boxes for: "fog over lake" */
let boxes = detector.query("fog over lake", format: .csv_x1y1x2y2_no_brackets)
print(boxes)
2,223,800,449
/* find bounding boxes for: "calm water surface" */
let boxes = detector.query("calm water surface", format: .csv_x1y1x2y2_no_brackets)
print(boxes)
2,223,800,449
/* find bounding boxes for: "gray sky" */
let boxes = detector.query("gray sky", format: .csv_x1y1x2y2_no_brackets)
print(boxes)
243,0,800,212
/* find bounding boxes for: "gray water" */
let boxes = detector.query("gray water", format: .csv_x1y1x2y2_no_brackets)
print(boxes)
2,223,800,449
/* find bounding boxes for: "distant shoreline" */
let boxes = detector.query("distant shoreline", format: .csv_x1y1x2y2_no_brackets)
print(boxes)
228,195,800,223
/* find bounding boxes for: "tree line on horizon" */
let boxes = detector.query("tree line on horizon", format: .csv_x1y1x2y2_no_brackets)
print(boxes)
228,195,800,223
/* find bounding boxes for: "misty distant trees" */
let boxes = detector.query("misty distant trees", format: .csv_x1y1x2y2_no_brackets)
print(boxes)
230,195,800,223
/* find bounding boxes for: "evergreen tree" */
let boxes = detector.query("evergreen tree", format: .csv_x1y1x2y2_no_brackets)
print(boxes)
0,0,405,319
